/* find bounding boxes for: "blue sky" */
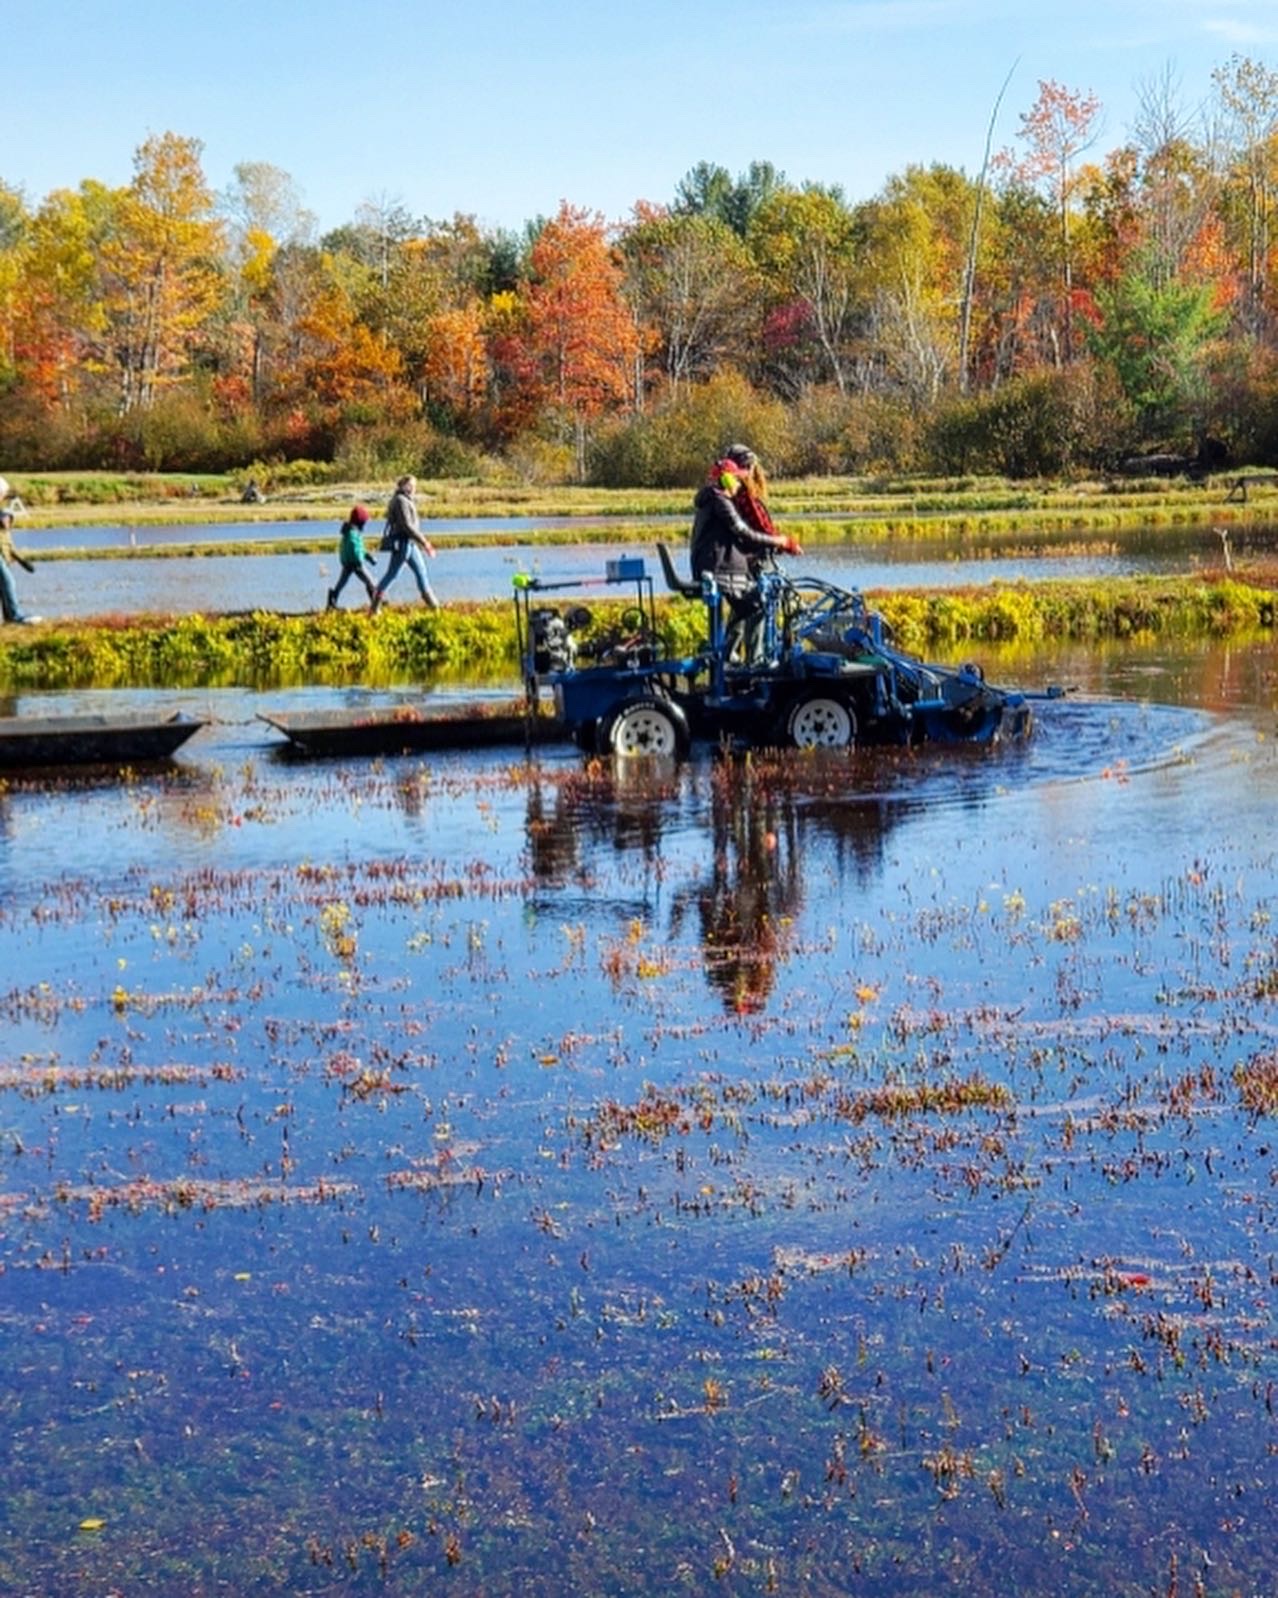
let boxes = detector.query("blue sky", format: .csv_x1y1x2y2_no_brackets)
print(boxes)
10,0,1278,232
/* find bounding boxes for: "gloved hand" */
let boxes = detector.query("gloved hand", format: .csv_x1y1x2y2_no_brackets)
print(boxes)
364,554,377,567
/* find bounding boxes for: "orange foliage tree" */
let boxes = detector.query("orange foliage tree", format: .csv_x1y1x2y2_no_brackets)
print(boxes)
294,283,407,418
422,301,489,421
523,202,640,477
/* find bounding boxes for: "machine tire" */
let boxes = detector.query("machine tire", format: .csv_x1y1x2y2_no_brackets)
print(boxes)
572,719,599,754
783,691,856,750
603,697,688,758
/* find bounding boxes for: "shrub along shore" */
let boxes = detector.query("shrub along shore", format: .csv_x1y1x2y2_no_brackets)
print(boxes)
0,574,1270,692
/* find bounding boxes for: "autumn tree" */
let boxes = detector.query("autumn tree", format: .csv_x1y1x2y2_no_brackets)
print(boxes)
1212,53,1278,336
96,133,226,412
343,194,417,290
620,204,757,395
482,289,540,444
372,215,501,414
1075,149,1143,290
261,245,409,450
421,300,489,420
523,202,640,478
1131,65,1219,289
220,161,315,403
0,184,29,380
748,186,864,395
15,182,121,408
858,165,974,408
222,161,315,251
1004,79,1103,362
981,184,1059,380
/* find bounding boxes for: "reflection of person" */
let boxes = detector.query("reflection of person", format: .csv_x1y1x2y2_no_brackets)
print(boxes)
371,475,439,612
327,504,378,610
0,486,40,626
680,772,801,1015
689,447,799,660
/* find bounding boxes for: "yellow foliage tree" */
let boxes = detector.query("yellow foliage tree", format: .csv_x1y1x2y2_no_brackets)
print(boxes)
97,132,226,411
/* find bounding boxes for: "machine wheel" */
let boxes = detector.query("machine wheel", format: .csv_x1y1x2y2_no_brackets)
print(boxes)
603,697,688,758
783,692,856,750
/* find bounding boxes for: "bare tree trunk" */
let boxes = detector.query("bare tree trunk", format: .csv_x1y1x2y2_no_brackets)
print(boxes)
574,410,587,482
959,61,1017,394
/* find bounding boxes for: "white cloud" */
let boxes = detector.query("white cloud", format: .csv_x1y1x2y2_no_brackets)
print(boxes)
1201,17,1278,44
781,0,975,34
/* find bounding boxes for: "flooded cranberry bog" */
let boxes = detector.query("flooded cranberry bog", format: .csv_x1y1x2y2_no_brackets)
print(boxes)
2,638,1277,1596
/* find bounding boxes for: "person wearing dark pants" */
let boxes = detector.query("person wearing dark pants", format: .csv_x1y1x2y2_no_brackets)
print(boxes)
327,504,378,610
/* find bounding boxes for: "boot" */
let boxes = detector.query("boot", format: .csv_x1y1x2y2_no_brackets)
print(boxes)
326,588,337,610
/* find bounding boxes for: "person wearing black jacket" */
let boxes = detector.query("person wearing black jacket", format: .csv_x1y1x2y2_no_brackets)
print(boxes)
689,452,798,659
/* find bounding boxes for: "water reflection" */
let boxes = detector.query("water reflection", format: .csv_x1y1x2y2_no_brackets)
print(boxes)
523,761,681,915
515,683,1232,1019
671,765,807,1015
2,647,1278,1595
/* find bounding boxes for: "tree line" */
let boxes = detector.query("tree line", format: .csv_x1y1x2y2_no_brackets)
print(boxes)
3,56,1278,485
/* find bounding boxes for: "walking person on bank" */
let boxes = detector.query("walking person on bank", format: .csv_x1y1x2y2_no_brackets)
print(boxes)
371,475,438,613
0,477,41,626
326,503,378,611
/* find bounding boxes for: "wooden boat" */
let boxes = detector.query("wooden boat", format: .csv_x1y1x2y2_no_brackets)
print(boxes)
260,702,563,757
0,711,205,769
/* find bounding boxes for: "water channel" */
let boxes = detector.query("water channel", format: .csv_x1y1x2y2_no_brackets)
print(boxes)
0,539,1275,1593
7,517,1267,621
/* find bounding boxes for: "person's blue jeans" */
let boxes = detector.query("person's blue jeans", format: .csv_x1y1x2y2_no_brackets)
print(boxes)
374,543,438,608
0,556,25,623
330,560,375,604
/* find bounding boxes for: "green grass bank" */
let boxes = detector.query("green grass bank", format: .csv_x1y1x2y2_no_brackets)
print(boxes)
0,575,1271,691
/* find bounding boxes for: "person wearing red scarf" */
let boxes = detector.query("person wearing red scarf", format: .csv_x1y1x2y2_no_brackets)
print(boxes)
689,445,800,661
723,443,779,537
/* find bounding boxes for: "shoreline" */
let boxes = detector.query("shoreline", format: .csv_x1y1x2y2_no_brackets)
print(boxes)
0,572,1271,692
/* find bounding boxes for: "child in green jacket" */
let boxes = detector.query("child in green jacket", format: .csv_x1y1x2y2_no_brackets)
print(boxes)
326,504,377,610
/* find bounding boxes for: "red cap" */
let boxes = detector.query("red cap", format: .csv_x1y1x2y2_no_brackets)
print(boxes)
350,504,370,526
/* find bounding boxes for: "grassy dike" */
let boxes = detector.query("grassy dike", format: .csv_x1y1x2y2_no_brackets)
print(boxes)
0,574,1271,691
9,466,1278,543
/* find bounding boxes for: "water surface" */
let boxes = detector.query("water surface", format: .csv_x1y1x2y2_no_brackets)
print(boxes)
0,640,1275,1596
10,519,1268,620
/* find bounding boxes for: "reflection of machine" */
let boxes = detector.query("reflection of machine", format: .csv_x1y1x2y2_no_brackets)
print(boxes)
514,549,1061,758
524,750,904,1016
